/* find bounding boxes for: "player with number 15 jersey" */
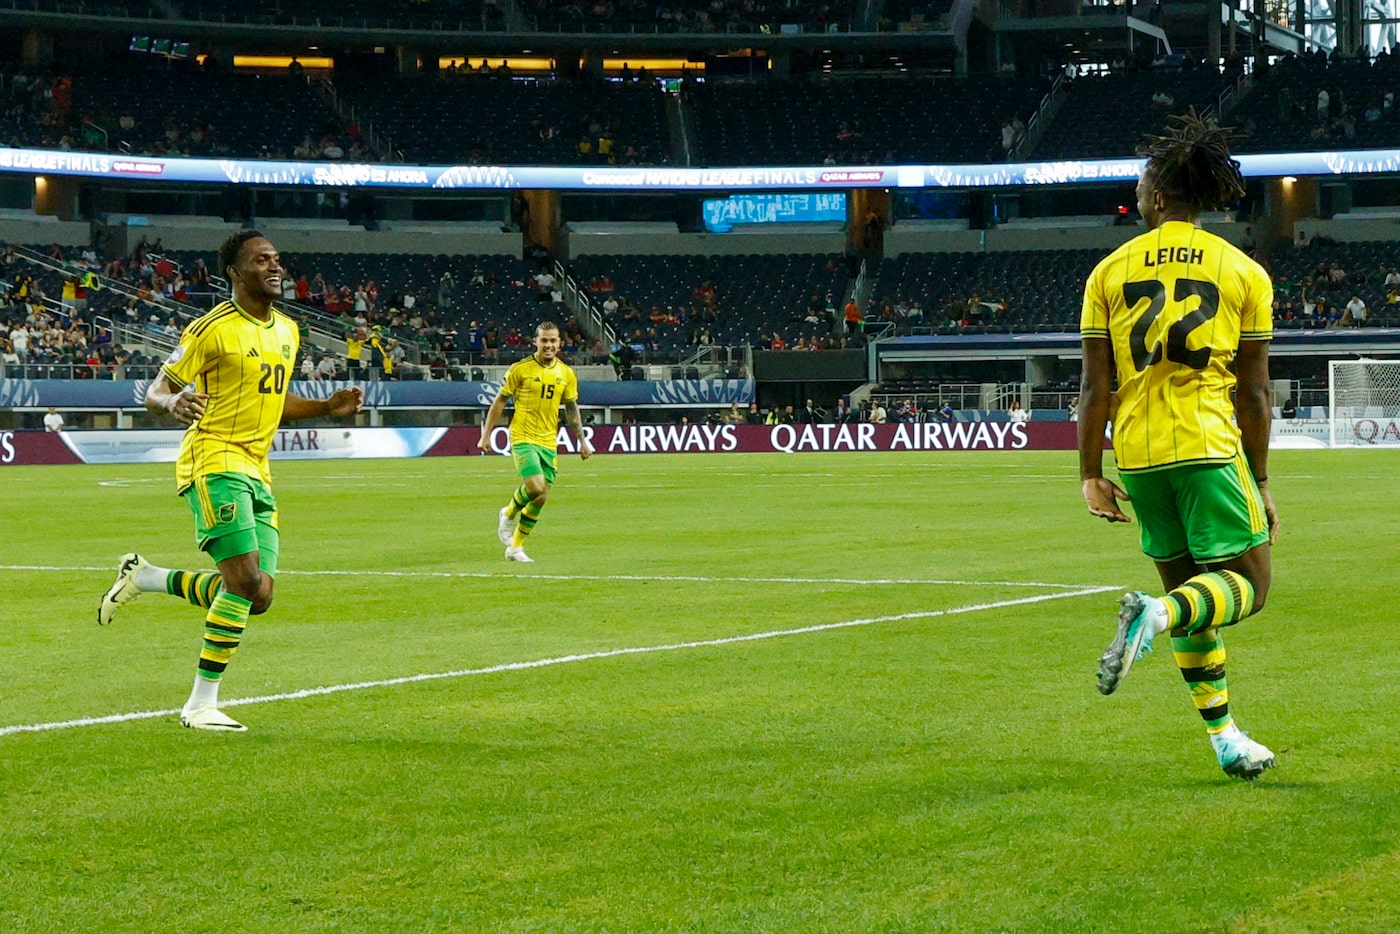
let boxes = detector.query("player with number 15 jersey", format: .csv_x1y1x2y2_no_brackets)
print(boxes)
1080,221,1273,472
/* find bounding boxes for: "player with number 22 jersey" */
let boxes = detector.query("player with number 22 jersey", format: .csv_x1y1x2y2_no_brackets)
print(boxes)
1081,220,1273,471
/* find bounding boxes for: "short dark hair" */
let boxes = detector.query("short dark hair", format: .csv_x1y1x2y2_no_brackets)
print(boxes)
217,229,266,279
536,320,560,335
1137,109,1245,215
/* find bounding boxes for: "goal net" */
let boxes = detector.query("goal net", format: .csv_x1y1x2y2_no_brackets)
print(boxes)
1329,359,1400,447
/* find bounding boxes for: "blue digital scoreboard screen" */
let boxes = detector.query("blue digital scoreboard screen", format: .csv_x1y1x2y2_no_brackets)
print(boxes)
702,192,847,232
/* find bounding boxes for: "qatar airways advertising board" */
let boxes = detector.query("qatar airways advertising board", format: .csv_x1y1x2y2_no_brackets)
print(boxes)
1,422,1076,466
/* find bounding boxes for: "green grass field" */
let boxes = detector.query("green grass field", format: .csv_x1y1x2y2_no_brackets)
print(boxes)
2,450,1399,933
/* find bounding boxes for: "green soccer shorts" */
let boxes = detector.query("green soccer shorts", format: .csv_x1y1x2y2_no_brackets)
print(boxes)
1119,454,1269,563
512,442,558,484
183,471,281,575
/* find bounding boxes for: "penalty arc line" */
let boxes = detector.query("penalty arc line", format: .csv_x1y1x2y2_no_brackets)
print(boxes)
0,585,1121,739
0,565,1109,591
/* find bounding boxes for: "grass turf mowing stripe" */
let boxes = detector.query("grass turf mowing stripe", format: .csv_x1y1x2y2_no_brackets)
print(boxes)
0,584,1120,739
2,565,1110,590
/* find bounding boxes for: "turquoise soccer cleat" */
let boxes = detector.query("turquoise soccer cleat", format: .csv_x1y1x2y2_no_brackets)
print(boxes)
1096,591,1161,695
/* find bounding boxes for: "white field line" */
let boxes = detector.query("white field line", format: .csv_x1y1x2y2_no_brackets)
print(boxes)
0,584,1120,739
0,565,1109,590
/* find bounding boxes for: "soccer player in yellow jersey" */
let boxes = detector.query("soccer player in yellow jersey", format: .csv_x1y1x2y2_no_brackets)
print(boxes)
477,321,594,562
1079,113,1281,780
97,231,363,732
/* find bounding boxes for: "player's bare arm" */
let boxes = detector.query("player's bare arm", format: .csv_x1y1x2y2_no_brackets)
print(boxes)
1077,336,1131,523
1235,339,1279,542
145,371,207,426
477,390,509,453
563,398,593,459
282,387,364,423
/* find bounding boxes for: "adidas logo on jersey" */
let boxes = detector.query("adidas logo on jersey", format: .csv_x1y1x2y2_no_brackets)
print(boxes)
247,348,259,357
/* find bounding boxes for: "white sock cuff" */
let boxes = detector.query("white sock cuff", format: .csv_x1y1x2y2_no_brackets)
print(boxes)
135,563,171,593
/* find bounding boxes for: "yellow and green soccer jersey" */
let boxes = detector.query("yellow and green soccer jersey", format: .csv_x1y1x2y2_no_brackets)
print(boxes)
501,354,578,449
161,300,301,493
1081,221,1272,472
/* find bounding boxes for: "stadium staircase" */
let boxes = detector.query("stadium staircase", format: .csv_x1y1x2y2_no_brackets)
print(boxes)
551,258,616,349
669,91,698,167
8,245,187,357
1010,72,1068,161
316,76,394,162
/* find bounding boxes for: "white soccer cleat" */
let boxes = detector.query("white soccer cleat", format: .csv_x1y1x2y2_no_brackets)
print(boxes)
98,552,148,626
497,506,518,546
504,545,534,563
180,706,247,732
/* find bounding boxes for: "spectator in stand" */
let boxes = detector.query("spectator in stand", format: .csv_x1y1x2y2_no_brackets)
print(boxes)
844,297,862,334
43,406,64,432
1343,294,1368,327
870,400,887,424
745,402,764,425
1008,400,1031,424
1281,397,1298,419
797,399,823,424
831,398,853,423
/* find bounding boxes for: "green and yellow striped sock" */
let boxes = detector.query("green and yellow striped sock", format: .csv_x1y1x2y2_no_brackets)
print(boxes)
197,591,251,682
506,486,531,520
167,570,222,609
1172,628,1233,734
1161,570,1256,635
512,500,544,547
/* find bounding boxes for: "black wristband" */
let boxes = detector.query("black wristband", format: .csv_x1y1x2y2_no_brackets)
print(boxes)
1254,476,1267,483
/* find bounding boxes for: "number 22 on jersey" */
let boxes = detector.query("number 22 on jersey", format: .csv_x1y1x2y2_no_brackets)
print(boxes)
1121,276,1220,372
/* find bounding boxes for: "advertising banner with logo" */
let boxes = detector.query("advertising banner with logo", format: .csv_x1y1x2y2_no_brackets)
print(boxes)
3,423,1078,467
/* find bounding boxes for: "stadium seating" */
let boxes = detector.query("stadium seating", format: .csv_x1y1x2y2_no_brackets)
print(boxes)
62,60,350,159
868,248,1102,331
1031,70,1234,159
336,75,670,166
163,249,586,361
2,246,179,379
569,253,851,348
148,0,495,29
1230,58,1400,153
692,76,1044,165
522,0,857,34
1268,239,1400,327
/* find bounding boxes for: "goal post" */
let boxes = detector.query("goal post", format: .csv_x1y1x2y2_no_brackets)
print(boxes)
1328,359,1400,447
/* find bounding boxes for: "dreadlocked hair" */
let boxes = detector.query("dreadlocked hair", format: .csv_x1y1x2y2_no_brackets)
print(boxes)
1136,109,1246,215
